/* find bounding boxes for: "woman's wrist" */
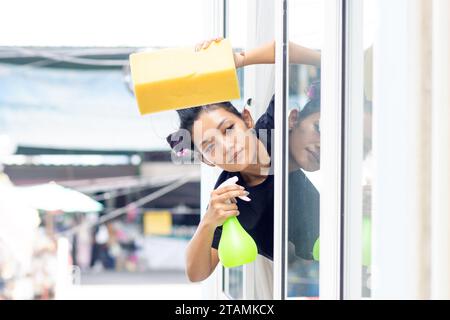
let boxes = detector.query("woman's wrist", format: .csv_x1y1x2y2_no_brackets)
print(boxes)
234,51,246,69
199,218,217,234
238,40,275,67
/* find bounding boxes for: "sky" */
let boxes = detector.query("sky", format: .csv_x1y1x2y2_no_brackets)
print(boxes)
0,0,210,47
0,0,332,49
0,0,375,49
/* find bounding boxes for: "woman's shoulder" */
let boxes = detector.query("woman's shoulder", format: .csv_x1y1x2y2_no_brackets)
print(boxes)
254,94,275,131
213,170,236,189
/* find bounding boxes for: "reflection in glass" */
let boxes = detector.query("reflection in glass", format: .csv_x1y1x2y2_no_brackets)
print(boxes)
287,73,321,298
222,0,247,300
362,0,376,298
286,0,323,299
224,266,243,299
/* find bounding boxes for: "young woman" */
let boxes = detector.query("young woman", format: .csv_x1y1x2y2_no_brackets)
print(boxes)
287,82,321,261
288,81,321,173
166,38,321,282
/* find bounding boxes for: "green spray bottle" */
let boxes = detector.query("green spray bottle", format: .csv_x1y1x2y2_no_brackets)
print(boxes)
216,176,258,268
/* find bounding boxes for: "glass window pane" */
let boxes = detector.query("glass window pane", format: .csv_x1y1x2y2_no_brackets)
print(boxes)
222,0,247,300
362,0,376,298
286,0,324,299
223,266,243,299
229,0,247,108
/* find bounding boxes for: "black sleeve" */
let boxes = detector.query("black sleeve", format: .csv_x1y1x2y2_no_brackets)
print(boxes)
254,94,275,131
211,226,222,250
210,171,229,249
266,94,275,124
253,95,275,158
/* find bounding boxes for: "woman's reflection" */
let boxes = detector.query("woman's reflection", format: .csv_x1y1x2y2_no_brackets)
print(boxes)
288,81,321,173
287,82,321,263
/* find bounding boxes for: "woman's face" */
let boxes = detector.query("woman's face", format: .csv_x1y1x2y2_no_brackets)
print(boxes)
289,111,321,172
191,108,259,172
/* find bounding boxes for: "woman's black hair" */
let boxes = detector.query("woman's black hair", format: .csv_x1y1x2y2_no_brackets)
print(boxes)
166,101,242,154
298,81,321,121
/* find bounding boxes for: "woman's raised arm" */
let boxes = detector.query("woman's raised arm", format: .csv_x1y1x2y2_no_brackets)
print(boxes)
239,40,321,68
196,38,321,69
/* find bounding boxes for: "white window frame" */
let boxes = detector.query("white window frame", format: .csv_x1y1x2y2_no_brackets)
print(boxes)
273,0,288,300
317,0,345,300
273,0,345,300
206,0,350,300
371,0,432,299
343,0,443,300
342,0,364,300
431,0,450,300
200,0,229,300
203,0,274,300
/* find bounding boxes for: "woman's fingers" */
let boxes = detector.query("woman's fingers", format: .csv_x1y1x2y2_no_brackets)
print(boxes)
222,209,240,218
195,42,204,51
195,37,224,52
216,190,250,203
208,37,224,47
215,203,239,211
214,184,245,195
202,40,213,50
202,37,224,49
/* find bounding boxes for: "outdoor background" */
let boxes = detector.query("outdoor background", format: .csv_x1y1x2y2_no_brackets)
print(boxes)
0,0,239,300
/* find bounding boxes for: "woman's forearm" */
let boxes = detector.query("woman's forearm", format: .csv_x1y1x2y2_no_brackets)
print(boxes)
239,40,321,68
240,40,276,67
289,41,321,67
185,220,217,282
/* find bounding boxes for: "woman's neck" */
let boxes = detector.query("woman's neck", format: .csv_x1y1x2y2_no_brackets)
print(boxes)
288,154,301,173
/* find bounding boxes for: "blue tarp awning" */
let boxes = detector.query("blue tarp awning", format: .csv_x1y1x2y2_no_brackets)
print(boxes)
0,63,177,151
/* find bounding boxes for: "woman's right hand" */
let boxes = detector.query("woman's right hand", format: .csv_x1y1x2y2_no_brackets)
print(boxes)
195,37,224,52
195,37,245,69
202,184,249,228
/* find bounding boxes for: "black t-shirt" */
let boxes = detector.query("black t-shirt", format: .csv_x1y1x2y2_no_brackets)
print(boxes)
288,170,320,260
211,95,275,260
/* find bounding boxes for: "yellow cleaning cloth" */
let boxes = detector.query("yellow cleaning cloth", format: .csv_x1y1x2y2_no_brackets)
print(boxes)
129,39,241,115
